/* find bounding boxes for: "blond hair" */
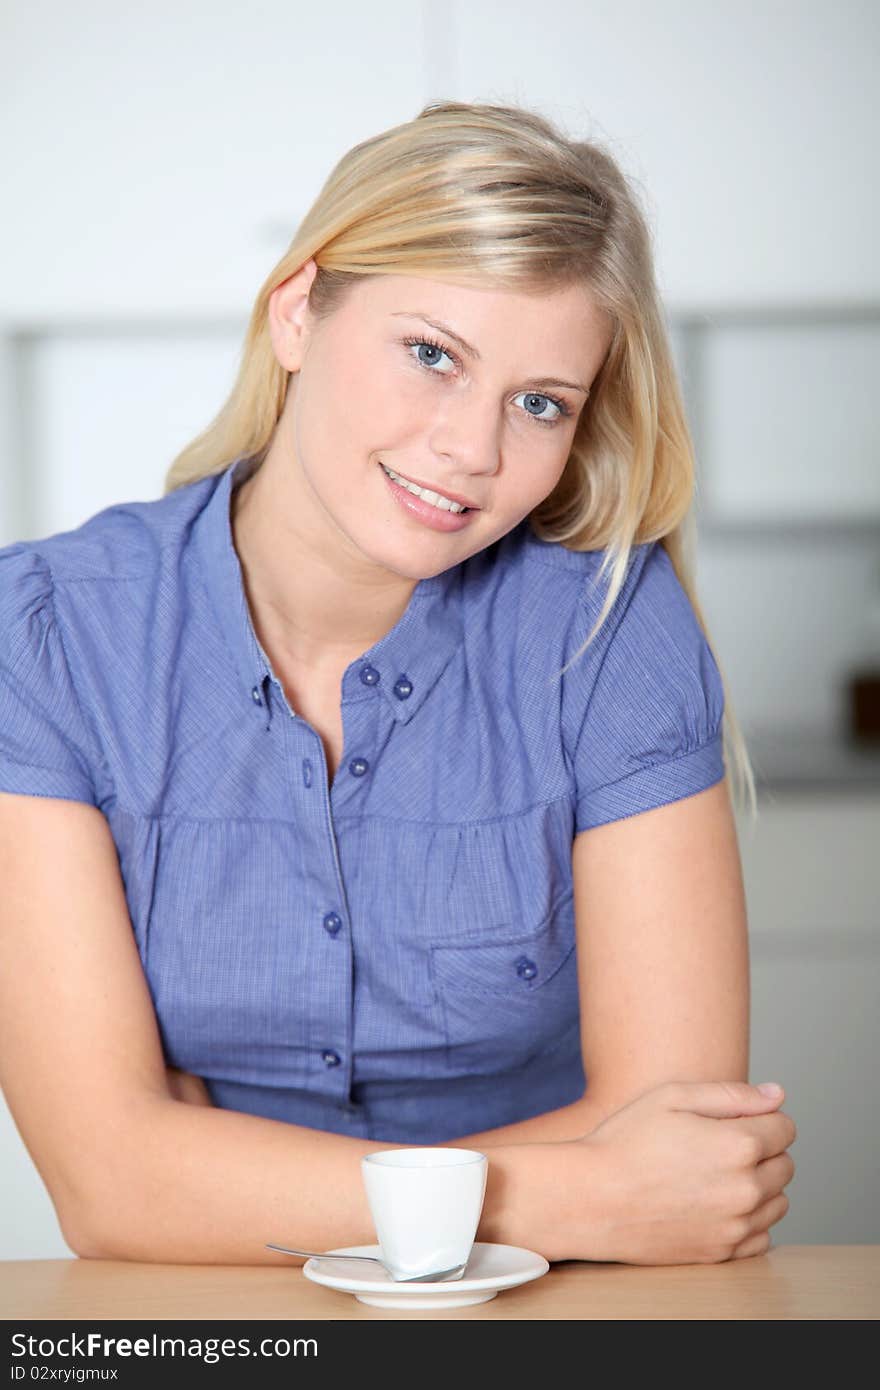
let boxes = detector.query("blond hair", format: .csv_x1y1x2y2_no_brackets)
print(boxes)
165,100,757,821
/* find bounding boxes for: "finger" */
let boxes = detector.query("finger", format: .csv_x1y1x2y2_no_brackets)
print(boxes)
728,1110,798,1160
743,1189,790,1239
728,1190,789,1261
667,1080,786,1120
753,1150,795,1203
764,1110,798,1152
728,1229,771,1260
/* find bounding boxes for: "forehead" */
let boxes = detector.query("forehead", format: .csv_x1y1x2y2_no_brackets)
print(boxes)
356,272,593,316
349,274,611,359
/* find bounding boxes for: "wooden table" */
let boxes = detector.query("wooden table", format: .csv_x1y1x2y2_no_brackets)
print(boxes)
1,1247,877,1319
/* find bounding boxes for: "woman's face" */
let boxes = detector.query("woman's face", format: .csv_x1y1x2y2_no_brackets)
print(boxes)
271,268,614,580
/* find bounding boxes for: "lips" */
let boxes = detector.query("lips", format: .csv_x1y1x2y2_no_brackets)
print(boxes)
379,461,480,511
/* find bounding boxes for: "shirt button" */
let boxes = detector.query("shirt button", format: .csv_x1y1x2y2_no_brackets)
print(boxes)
516,956,538,981
359,664,381,687
349,756,369,777
322,1050,342,1067
323,911,342,936
251,686,262,705
393,676,413,700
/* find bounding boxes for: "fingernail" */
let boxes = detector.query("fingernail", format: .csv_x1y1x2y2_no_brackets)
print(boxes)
757,1082,783,1096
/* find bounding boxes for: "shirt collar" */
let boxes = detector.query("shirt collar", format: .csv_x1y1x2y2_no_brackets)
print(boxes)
193,456,463,728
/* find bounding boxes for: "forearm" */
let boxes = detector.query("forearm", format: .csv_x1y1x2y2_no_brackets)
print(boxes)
70,1096,403,1264
444,1092,611,1148
165,1068,605,1148
69,1096,537,1265
476,1137,615,1263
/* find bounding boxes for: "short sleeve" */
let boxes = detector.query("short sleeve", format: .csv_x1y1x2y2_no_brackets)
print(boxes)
571,542,725,832
0,543,100,805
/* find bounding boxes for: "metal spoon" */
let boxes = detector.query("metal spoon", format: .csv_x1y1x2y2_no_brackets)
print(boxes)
265,1243,466,1282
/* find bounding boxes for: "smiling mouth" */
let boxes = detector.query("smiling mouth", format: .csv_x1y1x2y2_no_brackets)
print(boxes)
378,461,478,513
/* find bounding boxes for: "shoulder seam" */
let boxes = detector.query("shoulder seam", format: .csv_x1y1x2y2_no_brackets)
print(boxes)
564,544,655,760
42,555,108,794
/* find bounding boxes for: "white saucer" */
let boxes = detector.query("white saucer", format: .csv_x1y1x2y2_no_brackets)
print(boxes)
301,1241,549,1309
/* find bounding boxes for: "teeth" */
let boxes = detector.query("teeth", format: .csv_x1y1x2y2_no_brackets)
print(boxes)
381,462,468,513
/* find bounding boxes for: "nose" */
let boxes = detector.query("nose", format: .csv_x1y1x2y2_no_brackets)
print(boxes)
426,393,503,481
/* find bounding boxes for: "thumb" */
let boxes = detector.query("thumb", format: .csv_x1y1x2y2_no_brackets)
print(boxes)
667,1080,785,1118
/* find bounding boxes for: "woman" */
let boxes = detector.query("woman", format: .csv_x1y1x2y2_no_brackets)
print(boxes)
0,101,795,1267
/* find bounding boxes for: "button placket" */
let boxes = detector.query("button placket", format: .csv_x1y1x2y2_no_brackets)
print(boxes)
276,712,352,1097
331,674,384,812
345,662,384,780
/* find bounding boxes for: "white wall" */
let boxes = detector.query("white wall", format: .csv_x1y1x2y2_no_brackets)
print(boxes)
1,0,878,1259
2,1,877,318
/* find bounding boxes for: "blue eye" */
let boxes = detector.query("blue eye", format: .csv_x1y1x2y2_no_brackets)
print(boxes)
513,392,565,425
402,335,457,374
400,334,572,428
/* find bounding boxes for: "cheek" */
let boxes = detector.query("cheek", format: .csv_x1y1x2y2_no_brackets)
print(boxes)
533,443,572,492
505,451,571,516
321,352,414,452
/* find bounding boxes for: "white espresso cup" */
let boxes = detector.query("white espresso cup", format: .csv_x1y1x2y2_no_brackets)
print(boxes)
360,1147,488,1281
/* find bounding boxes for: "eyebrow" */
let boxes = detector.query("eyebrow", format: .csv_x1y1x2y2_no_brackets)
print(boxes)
389,311,591,395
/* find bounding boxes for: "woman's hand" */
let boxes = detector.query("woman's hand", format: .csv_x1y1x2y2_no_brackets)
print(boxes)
556,1080,796,1266
165,1066,214,1108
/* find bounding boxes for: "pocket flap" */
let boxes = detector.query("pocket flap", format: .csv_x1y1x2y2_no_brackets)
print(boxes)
430,901,575,1000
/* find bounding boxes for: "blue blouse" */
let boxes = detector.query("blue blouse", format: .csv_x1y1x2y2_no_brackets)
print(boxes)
0,455,726,1144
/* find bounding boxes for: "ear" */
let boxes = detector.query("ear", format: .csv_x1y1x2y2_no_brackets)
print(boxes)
266,256,319,372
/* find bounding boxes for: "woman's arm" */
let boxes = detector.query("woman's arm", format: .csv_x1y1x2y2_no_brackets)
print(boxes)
569,776,750,1110
0,793,384,1261
443,778,790,1267
446,777,750,1147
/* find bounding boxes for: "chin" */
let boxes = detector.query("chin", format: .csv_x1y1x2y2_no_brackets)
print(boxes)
364,533,461,583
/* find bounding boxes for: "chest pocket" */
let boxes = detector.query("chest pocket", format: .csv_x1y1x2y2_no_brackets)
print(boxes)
429,889,581,1078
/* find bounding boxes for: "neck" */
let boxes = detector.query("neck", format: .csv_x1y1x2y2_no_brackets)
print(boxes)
230,431,418,675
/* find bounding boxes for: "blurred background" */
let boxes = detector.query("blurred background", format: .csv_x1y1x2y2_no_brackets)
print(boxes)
1,0,878,1258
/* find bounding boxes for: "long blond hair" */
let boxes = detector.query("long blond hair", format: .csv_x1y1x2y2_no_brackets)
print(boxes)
165,99,757,821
